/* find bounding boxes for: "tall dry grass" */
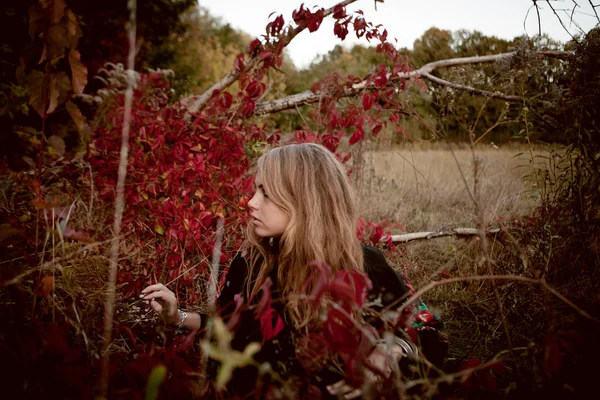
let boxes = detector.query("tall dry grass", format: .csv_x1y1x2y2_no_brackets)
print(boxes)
356,143,552,232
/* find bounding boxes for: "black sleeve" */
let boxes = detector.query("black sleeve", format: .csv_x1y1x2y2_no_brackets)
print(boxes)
198,254,248,331
216,254,249,318
363,245,448,366
363,244,412,306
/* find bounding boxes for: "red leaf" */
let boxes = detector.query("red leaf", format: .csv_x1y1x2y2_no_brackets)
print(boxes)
329,270,372,309
334,21,349,40
320,134,340,152
292,4,307,24
219,92,233,109
348,128,364,145
306,261,331,309
248,38,262,55
362,93,375,111
259,50,273,61
241,99,256,116
332,4,347,19
323,308,360,355
369,223,383,245
233,53,245,72
259,307,284,342
372,124,382,136
374,68,389,88
307,9,324,32
268,15,284,36
354,17,367,38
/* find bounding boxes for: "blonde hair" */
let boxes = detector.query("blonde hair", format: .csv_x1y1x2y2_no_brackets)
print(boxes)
243,143,364,331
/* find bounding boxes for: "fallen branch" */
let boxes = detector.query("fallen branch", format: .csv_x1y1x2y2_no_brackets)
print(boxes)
384,227,500,244
253,50,571,115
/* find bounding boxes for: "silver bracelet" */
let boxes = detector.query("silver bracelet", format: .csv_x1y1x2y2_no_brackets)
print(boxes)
177,309,188,330
377,336,418,358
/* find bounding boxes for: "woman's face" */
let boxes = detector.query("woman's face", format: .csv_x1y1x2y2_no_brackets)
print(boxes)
248,174,290,238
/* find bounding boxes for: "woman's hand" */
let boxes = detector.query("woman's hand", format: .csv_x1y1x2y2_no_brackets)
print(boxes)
326,341,409,399
140,283,180,326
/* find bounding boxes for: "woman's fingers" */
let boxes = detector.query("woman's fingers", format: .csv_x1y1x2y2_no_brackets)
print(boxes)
326,381,362,399
141,283,173,296
142,290,175,302
139,283,179,325
148,298,163,314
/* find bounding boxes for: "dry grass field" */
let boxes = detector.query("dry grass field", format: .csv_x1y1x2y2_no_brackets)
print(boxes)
356,144,550,232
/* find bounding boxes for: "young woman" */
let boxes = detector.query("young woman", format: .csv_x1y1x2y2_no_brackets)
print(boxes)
141,143,446,398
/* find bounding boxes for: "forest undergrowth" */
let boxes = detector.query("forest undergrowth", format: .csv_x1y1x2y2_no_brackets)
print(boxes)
1,1,600,398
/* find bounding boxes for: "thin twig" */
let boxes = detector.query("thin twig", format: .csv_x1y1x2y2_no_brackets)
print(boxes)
198,217,225,392
545,0,578,41
589,0,600,22
98,0,136,397
447,142,478,207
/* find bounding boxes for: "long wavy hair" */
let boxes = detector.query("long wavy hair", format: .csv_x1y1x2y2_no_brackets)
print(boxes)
243,143,364,331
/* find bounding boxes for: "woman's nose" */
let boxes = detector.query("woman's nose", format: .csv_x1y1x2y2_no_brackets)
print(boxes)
248,193,258,210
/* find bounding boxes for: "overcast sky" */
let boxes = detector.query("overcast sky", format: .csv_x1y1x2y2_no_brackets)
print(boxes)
199,0,599,68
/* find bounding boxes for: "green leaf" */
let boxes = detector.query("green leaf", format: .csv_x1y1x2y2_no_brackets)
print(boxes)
154,224,165,235
145,364,167,400
68,49,87,94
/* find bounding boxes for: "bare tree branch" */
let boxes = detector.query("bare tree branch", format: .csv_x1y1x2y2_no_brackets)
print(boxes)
545,0,578,41
590,0,600,22
253,50,571,115
187,0,358,113
421,72,523,102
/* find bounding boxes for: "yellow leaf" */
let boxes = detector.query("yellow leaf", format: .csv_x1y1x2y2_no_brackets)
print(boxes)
50,0,67,24
47,135,65,156
69,49,87,94
47,72,70,114
25,70,47,117
66,101,85,134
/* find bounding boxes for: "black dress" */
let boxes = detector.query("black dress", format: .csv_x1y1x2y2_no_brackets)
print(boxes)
207,244,447,398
